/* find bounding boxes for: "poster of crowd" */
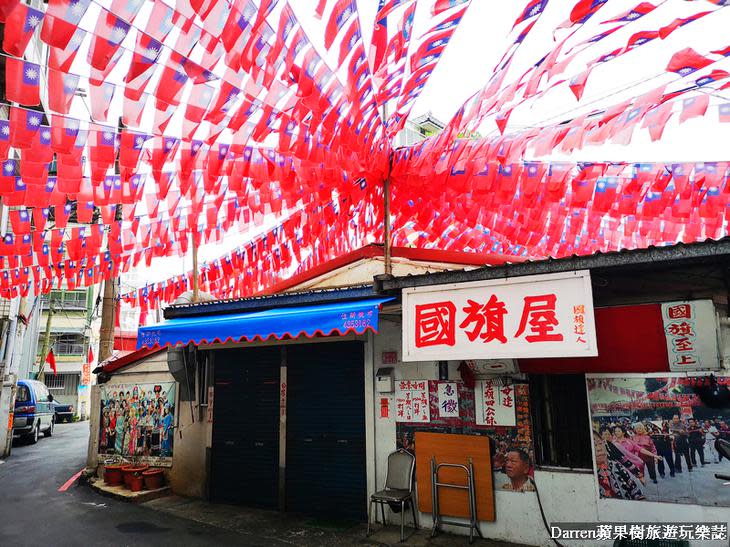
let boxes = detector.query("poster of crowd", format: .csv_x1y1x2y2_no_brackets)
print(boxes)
587,375,730,506
395,379,535,493
98,382,177,462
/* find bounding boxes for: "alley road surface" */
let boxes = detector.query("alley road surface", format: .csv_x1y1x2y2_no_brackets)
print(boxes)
0,421,261,547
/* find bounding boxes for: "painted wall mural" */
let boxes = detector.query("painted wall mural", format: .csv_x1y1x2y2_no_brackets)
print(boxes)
588,375,730,506
98,382,177,460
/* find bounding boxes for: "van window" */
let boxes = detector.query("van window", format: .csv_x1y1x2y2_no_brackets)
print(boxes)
34,383,49,401
16,385,30,403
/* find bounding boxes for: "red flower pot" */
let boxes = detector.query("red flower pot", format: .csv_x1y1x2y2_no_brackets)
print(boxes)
104,464,124,486
129,473,144,492
142,468,165,490
122,465,148,488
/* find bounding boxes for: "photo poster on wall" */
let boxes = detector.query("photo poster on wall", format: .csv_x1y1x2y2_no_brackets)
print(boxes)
395,381,535,493
587,375,730,507
98,382,177,463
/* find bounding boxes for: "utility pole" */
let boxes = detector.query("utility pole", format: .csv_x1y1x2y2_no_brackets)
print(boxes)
98,278,115,362
37,299,54,383
191,230,199,302
381,103,393,277
98,204,120,363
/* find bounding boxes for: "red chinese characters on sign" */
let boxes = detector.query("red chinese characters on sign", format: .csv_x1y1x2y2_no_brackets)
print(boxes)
514,294,564,343
573,304,586,344
459,295,507,343
662,302,700,369
415,301,456,348
667,304,692,319
417,293,570,347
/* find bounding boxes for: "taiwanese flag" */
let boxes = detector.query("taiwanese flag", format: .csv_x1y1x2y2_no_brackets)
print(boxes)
154,55,189,107
51,115,80,154
109,0,145,23
47,69,79,114
410,30,452,71
0,0,20,22
48,28,86,72
719,103,730,123
89,81,116,121
325,0,356,49
0,121,9,159
126,32,163,82
513,0,547,28
3,4,44,57
56,159,82,193
569,67,592,100
432,0,469,16
185,84,215,122
88,9,130,71
659,12,711,40
0,159,16,193
602,2,655,24
41,0,92,49
143,0,176,42
678,94,709,124
569,0,608,24
205,81,240,125
623,30,658,53
119,130,150,168
642,102,673,142
220,3,256,52
268,3,299,67
150,136,179,171
666,48,713,77
27,126,53,164
5,58,41,106
9,107,43,149
89,125,118,166
46,349,57,374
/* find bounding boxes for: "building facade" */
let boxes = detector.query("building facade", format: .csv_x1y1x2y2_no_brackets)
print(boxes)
37,288,98,419
88,240,730,546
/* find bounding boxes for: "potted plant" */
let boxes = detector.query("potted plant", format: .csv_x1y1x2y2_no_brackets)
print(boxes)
128,470,145,492
104,461,124,486
121,460,149,489
142,468,165,490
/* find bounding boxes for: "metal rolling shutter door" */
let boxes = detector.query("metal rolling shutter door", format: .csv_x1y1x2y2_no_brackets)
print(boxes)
285,341,366,520
211,346,280,507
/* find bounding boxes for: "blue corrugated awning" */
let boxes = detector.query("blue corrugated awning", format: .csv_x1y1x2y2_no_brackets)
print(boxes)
137,297,394,349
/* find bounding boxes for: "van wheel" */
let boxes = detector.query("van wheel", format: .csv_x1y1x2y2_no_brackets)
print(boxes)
44,419,54,437
28,422,40,444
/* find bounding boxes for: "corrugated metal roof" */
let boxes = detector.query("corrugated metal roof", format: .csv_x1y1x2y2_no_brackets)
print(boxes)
377,238,730,292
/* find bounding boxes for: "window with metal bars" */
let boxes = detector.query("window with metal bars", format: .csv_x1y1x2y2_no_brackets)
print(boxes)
529,373,593,470
45,374,65,390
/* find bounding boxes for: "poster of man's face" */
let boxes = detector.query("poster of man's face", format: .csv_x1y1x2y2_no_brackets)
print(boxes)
587,375,730,507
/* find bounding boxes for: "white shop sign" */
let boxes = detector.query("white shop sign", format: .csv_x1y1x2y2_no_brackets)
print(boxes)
661,300,720,371
402,271,597,361
474,380,516,426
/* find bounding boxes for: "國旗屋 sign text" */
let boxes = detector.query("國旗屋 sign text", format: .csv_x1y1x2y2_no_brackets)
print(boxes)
402,271,597,361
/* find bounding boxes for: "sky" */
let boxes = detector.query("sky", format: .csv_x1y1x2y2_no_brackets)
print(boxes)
38,0,730,318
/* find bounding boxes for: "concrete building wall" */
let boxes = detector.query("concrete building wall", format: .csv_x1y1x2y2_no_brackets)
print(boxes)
87,351,210,498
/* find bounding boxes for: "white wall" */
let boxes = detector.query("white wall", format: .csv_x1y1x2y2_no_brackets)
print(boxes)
370,318,730,547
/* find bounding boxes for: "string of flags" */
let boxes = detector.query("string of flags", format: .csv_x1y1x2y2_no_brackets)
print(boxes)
0,0,728,321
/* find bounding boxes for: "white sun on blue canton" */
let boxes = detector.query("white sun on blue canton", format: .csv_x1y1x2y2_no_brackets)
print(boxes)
26,15,40,28
28,116,41,126
25,66,38,81
110,25,128,43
